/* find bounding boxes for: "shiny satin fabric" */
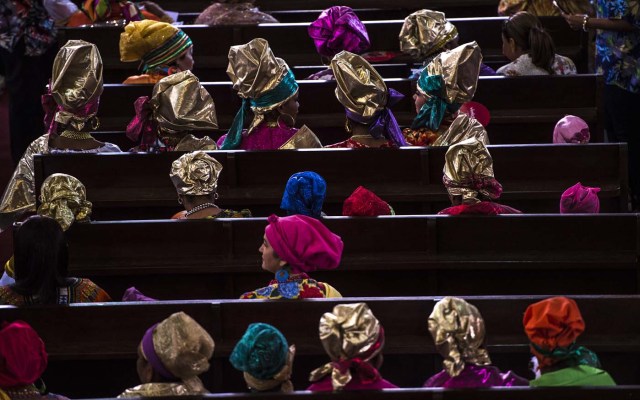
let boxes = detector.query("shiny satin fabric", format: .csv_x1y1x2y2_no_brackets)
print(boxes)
173,135,218,151
243,346,296,392
428,297,492,378
399,9,459,60
432,113,489,147
37,173,92,231
118,382,205,398
170,151,222,196
120,20,179,62
278,125,322,149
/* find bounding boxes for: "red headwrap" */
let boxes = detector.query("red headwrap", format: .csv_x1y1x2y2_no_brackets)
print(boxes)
342,186,393,217
0,321,48,388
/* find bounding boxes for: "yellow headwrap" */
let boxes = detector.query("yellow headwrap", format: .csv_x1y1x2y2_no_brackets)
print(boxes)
120,20,192,70
37,173,92,232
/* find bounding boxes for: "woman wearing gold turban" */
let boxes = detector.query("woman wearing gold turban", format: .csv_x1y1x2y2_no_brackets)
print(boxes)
425,297,528,387
169,151,251,219
126,70,218,152
438,138,521,215
0,40,120,229
119,20,193,85
308,302,398,391
119,312,215,397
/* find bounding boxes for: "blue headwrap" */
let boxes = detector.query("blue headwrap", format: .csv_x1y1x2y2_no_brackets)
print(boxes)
411,71,461,131
280,171,326,219
221,69,299,150
230,323,289,380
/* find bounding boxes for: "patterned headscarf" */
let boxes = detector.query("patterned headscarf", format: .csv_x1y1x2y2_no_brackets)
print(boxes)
170,151,223,196
280,171,326,219
308,6,370,58
37,173,92,231
399,9,458,59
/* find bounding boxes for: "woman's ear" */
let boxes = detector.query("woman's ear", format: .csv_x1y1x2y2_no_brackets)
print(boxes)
508,37,517,52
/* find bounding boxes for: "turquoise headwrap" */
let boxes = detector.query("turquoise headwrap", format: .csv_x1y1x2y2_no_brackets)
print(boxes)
411,71,460,131
230,323,290,380
221,70,299,150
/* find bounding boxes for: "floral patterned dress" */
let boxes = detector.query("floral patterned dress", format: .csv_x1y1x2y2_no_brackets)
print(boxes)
496,54,577,76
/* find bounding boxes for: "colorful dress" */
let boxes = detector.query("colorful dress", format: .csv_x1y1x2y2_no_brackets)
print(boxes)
438,202,522,215
118,383,207,398
424,364,529,388
308,375,398,391
217,123,298,150
325,137,394,148
240,272,342,299
498,0,593,16
530,365,616,386
172,208,252,219
0,385,68,400
496,54,577,76
0,278,111,305
0,0,57,56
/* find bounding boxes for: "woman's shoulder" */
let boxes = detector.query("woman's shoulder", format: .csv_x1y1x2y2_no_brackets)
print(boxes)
69,278,112,303
0,285,22,305
552,54,577,75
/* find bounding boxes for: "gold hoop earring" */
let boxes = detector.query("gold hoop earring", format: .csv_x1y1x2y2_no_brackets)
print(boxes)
344,118,352,134
177,196,183,205
214,192,219,200
277,112,295,128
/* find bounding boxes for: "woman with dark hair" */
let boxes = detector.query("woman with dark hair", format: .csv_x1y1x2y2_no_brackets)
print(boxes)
498,11,577,76
0,215,110,305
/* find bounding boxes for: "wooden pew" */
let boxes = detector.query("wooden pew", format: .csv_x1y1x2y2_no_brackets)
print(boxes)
93,75,604,145
57,17,588,82
33,143,626,220
2,296,638,397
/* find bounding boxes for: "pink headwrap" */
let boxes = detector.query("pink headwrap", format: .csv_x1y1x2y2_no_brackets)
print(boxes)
265,214,343,274
560,182,601,214
0,321,48,388
553,115,590,144
308,6,371,59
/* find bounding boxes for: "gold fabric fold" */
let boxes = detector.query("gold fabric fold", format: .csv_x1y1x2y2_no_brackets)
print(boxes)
428,297,491,377
174,135,218,151
443,137,497,204
278,125,322,149
399,9,459,59
432,113,489,147
170,151,222,196
118,382,204,398
243,345,296,392
37,173,92,231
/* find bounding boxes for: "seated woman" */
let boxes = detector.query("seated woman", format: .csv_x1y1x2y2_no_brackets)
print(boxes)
560,182,601,214
553,115,590,144
195,1,278,25
170,151,251,219
217,38,319,150
405,42,488,146
439,138,522,215
0,321,68,400
119,312,215,397
307,6,371,80
0,216,111,305
523,296,616,386
127,70,218,152
0,40,120,228
325,51,407,148
119,20,193,85
498,12,577,76
308,302,398,391
280,171,326,219
46,0,173,27
400,9,495,76
425,296,528,387
342,186,394,216
498,0,592,16
240,214,343,299
230,323,295,393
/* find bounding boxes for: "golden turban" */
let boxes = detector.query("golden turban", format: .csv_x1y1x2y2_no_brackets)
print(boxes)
428,297,491,377
443,137,503,204
37,173,92,231
399,9,459,59
331,51,388,120
51,40,103,131
170,151,222,196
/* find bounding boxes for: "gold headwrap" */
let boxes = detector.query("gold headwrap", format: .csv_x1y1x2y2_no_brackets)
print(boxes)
331,51,388,120
399,10,459,59
151,71,218,147
170,151,222,196
51,40,103,131
443,137,501,204
37,173,92,231
428,297,491,378
243,345,296,393
309,303,383,391
432,113,489,147
147,312,215,393
120,20,180,62
420,41,482,105
226,38,297,133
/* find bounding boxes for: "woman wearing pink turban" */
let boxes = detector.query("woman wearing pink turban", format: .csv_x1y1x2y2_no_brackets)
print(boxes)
240,215,344,299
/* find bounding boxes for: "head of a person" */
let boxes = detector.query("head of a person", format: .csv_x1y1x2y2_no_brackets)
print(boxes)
308,6,370,63
553,115,590,144
137,312,214,391
37,173,92,232
501,11,555,73
120,20,194,74
443,138,503,206
342,186,394,216
560,182,601,214
280,171,327,219
412,42,482,131
230,323,295,392
309,302,385,391
260,214,343,275
0,321,48,389
399,9,459,60
169,151,223,211
428,297,491,377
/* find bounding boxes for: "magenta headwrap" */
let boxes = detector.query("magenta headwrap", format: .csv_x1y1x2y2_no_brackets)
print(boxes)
265,214,343,274
141,323,177,380
0,321,48,388
560,182,601,214
308,6,371,58
553,115,590,144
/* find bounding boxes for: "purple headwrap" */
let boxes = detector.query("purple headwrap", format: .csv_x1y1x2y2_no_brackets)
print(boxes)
308,6,371,58
142,323,177,379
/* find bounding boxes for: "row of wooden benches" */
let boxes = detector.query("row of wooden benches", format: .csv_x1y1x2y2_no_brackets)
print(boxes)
4,296,637,397
60,17,588,82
